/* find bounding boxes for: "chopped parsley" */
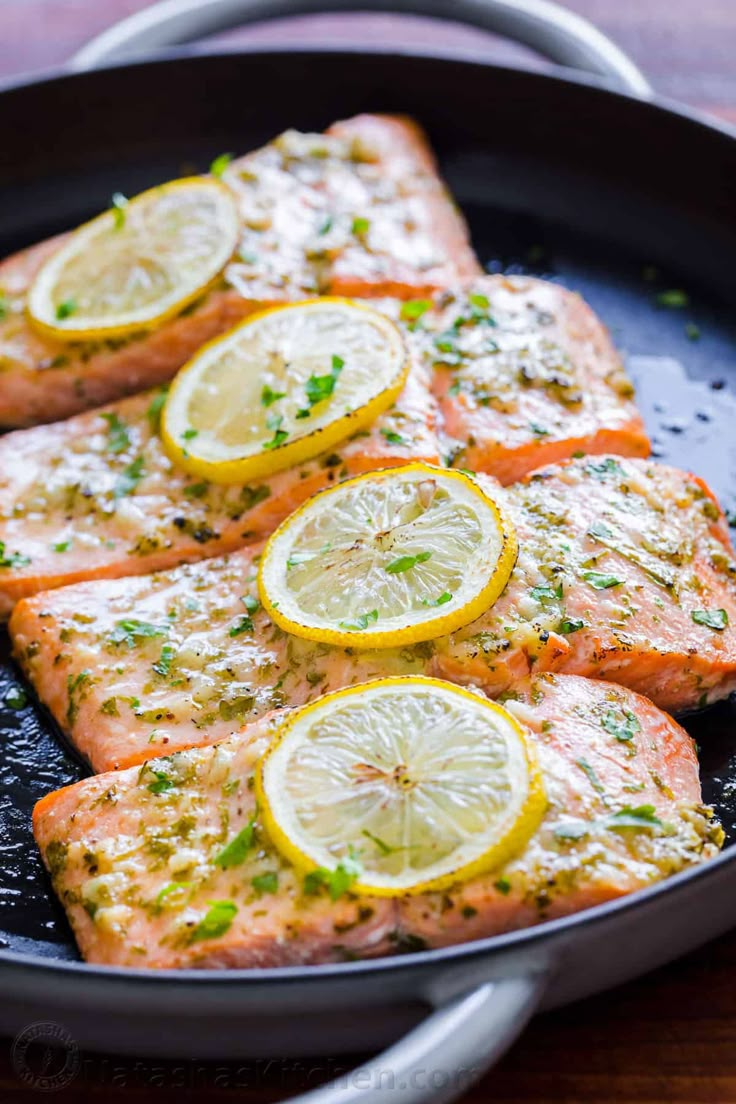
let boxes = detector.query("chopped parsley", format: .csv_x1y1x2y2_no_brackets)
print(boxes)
400,299,432,330
263,413,288,451
55,299,77,320
114,455,145,498
66,670,92,725
146,388,169,430
261,385,286,407
182,428,199,441
558,617,585,634
229,613,255,636
685,322,701,341
0,541,30,568
421,591,452,607
655,289,689,309
110,191,128,230
351,216,370,237
339,609,379,631
692,608,729,631
152,643,176,677
582,571,623,590
52,540,71,553
531,582,563,602
189,900,238,943
494,876,511,895
286,550,316,569
101,412,131,454
214,817,256,869
4,686,28,711
303,354,344,410
108,619,167,648
304,851,362,900
209,152,234,178
252,871,279,895
381,428,408,447
601,707,641,743
146,769,175,795
183,481,209,499
575,757,605,794
385,551,432,574
606,804,664,831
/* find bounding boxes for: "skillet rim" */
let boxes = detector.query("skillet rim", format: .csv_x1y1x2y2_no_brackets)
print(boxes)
0,42,734,143
2,841,736,982
0,41,735,984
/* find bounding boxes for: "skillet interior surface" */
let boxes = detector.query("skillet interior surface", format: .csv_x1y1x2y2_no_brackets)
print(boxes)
1,49,735,966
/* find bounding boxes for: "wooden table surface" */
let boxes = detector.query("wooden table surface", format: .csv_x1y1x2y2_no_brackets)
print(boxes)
2,2,736,1102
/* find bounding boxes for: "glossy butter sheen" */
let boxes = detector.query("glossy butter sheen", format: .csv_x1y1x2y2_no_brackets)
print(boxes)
11,457,736,773
0,114,479,428
31,674,721,969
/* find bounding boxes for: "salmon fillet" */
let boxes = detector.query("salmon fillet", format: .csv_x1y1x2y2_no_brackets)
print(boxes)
12,458,736,773
0,277,649,611
435,455,736,713
398,673,722,948
0,352,440,616
0,114,479,428
10,544,425,772
32,673,721,969
417,276,649,481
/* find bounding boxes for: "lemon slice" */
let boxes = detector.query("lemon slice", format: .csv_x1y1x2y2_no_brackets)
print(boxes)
258,463,517,648
27,177,239,341
161,298,408,484
257,676,546,896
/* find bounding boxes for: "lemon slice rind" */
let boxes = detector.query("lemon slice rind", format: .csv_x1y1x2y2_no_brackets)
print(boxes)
258,463,518,648
27,176,240,341
256,676,546,896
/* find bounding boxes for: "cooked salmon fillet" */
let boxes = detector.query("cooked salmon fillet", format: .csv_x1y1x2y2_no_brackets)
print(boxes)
435,455,736,713
418,276,649,481
0,354,440,616
397,673,722,948
32,673,722,969
13,457,736,773
10,544,425,772
0,278,649,611
0,114,479,428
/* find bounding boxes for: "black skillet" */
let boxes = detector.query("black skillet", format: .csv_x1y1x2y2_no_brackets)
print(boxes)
1,1,736,1100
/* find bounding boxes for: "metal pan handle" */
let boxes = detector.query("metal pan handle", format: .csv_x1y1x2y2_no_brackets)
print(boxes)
280,974,545,1104
69,0,651,96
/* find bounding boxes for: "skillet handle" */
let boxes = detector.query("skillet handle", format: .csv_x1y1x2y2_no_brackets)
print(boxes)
279,974,545,1104
69,0,651,96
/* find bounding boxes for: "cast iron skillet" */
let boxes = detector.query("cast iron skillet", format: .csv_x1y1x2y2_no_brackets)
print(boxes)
1,1,736,1100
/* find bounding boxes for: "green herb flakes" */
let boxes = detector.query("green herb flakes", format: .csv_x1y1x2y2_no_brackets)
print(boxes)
692,608,729,631
189,900,238,943
385,551,432,574
214,818,256,869
209,152,234,178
